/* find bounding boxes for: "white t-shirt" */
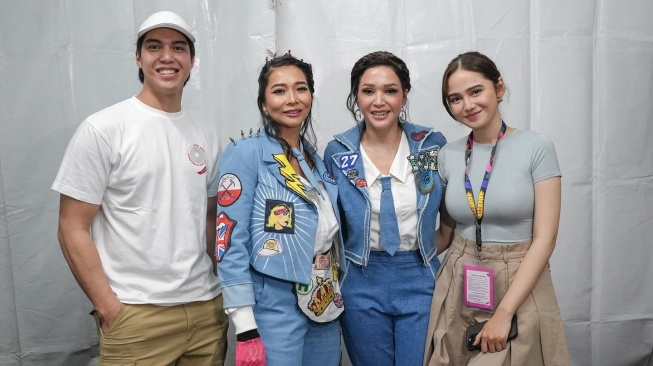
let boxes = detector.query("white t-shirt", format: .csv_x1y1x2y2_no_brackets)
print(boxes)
52,97,221,304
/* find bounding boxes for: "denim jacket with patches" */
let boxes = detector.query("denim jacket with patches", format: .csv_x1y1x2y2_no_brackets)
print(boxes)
216,131,345,309
324,122,446,274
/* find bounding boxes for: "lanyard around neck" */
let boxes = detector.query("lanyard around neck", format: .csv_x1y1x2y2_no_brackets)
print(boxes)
464,121,507,251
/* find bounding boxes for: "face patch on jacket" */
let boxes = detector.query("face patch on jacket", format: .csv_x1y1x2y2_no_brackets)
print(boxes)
264,200,295,234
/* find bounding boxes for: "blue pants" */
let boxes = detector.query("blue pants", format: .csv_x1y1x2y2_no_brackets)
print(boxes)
341,250,436,366
251,269,341,366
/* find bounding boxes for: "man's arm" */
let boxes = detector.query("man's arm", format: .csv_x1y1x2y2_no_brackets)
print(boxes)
57,194,121,332
206,196,217,274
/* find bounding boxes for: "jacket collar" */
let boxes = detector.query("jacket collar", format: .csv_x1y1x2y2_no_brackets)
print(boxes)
333,121,434,152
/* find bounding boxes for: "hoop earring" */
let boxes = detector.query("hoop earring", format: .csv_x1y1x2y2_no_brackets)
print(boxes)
354,107,364,123
399,107,407,122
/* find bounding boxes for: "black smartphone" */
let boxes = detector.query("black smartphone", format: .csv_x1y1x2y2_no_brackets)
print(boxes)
465,314,518,351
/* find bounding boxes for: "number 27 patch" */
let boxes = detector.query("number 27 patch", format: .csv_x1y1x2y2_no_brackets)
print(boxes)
339,153,359,170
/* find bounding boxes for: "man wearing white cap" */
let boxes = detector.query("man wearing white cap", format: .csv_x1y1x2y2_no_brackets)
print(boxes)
52,11,227,365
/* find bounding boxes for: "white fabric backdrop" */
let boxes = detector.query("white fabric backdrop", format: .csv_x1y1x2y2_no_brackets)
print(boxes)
1,1,651,365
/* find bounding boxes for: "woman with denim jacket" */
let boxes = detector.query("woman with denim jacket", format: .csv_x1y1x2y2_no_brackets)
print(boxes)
216,53,346,366
324,51,447,366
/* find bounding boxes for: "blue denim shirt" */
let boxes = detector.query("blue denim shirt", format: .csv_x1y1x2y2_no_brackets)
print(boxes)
216,131,345,309
324,122,446,273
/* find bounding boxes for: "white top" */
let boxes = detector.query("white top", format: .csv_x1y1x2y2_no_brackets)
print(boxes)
360,133,418,252
52,97,221,304
301,178,339,255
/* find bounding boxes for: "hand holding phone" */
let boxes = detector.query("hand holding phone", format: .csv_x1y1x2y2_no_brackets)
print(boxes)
465,314,518,351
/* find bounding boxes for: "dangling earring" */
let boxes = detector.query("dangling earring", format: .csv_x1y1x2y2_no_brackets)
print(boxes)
497,96,503,103
354,107,364,123
399,107,408,122
263,108,269,116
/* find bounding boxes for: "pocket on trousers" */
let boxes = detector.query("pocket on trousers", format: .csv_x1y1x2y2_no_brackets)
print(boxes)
100,303,128,336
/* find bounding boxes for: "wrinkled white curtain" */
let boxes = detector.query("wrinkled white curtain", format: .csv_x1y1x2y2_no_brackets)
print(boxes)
1,1,651,365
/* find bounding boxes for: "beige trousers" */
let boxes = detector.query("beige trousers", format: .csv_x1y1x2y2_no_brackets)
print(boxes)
424,234,569,366
93,295,229,366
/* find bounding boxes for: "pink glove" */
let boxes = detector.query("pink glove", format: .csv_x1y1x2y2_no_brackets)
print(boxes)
235,337,266,366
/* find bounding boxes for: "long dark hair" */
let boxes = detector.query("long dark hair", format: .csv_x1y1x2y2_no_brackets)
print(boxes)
257,53,317,167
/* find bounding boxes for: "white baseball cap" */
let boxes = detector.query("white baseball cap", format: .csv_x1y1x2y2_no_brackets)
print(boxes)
138,11,195,43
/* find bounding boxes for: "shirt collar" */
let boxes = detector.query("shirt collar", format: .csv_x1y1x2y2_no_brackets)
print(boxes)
361,133,410,186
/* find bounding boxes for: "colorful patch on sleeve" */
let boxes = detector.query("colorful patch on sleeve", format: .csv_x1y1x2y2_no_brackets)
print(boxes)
217,173,242,206
272,153,311,202
215,212,236,262
264,199,295,234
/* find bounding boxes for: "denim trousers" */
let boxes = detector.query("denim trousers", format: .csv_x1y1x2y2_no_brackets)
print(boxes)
341,250,435,366
251,269,341,366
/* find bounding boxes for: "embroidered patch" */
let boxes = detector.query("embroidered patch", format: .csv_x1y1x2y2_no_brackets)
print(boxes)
346,169,359,180
323,171,336,185
407,148,439,172
416,171,436,195
333,293,344,308
295,280,313,295
272,153,310,202
355,178,367,187
188,144,207,174
215,212,236,262
308,276,335,316
217,173,242,206
264,200,295,234
338,152,359,169
258,238,283,256
314,254,331,270
411,130,428,141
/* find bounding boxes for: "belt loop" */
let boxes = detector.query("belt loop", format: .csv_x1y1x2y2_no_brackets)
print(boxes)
503,245,509,264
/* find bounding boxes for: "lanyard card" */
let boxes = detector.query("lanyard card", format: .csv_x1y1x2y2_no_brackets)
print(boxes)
463,263,494,311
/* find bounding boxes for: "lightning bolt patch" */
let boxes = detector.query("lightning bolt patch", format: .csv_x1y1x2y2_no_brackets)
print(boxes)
272,153,311,202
